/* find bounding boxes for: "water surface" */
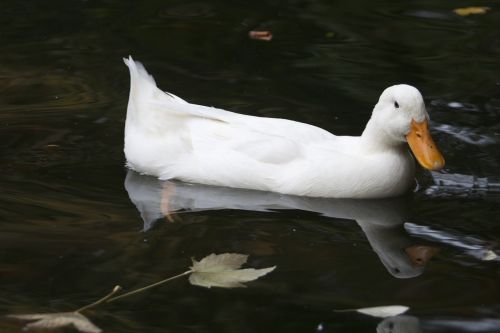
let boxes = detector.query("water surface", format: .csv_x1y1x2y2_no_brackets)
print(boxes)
1,1,499,332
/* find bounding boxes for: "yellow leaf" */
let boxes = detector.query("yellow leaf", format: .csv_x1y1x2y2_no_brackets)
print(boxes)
453,6,490,16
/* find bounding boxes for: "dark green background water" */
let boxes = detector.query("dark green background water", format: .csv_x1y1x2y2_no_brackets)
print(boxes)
1,1,499,332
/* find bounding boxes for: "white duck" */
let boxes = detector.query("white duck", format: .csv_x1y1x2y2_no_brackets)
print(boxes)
123,56,445,199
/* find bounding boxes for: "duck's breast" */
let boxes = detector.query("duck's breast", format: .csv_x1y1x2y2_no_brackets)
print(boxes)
278,144,415,198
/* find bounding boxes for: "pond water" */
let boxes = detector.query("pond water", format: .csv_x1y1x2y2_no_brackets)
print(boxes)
1,0,500,332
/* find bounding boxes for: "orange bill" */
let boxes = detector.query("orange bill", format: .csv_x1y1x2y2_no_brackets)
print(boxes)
406,119,445,171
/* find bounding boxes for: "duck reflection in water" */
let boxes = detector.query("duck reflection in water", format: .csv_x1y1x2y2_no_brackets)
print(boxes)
125,170,439,279
377,315,422,333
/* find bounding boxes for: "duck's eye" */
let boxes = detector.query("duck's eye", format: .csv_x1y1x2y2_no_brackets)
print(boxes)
394,101,400,109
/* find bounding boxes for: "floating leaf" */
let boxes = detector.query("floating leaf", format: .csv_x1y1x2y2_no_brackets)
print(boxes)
191,253,248,272
453,6,490,16
8,312,101,333
356,305,409,318
335,305,409,318
189,253,276,288
249,31,273,41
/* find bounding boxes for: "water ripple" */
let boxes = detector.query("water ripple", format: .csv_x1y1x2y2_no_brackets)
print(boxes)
0,66,114,121
405,222,499,263
423,172,500,199
434,123,497,146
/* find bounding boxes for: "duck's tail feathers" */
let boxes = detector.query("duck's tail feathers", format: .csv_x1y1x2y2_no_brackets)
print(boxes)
124,56,189,111
123,55,158,95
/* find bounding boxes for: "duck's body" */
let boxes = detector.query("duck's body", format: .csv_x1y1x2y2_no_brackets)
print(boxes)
123,57,444,199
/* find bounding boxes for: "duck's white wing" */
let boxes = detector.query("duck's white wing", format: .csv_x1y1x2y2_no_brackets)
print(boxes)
125,57,336,169
186,113,304,165
124,57,371,195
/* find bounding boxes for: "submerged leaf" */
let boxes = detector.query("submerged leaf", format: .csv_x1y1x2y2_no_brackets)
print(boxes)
453,6,490,16
189,253,276,288
356,305,409,318
8,312,101,333
249,31,273,41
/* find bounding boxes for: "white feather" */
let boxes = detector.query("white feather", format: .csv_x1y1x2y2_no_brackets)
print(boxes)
123,56,431,198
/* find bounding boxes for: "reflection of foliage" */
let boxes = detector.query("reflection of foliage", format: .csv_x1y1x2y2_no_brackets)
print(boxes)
453,7,490,16
8,254,275,332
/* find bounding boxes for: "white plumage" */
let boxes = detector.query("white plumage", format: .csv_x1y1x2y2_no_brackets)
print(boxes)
123,56,444,198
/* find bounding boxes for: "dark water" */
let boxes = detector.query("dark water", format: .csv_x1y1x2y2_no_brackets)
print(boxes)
1,1,500,332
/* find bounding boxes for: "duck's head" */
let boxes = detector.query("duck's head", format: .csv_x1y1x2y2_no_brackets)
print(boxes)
370,84,445,171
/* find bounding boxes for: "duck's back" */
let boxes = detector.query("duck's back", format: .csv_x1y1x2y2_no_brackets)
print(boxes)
123,57,338,192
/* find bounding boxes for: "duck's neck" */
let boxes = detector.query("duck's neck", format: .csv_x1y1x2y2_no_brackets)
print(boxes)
360,118,405,153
